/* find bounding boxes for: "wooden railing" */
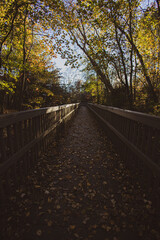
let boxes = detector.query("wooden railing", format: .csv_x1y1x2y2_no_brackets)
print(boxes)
0,103,79,199
88,103,160,206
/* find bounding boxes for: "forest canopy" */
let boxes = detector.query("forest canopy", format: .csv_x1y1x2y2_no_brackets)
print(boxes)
0,0,160,114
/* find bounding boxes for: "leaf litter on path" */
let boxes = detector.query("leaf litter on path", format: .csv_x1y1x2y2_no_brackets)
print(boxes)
0,106,159,240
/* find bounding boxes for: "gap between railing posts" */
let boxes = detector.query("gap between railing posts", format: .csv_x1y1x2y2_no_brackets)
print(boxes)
88,103,160,209
0,103,79,201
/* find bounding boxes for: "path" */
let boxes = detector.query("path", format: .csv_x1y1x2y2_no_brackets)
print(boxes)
0,106,159,240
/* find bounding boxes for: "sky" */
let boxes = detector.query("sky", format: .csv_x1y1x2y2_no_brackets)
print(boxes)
53,54,84,86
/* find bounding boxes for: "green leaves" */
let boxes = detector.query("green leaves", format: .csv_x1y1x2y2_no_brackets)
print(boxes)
0,80,15,94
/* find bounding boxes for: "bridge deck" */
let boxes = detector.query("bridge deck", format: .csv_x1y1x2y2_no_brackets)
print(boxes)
1,106,159,240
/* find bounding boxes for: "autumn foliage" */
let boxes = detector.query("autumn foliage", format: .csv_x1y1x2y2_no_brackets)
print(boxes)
0,0,159,114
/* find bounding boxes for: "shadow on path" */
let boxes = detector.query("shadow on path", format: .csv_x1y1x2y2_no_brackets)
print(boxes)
1,106,159,240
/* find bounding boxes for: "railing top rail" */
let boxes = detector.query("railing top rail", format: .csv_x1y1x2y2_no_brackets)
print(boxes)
89,103,160,129
0,103,79,128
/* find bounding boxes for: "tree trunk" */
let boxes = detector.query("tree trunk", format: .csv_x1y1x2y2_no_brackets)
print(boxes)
115,26,133,109
129,0,134,109
115,23,158,103
19,6,28,110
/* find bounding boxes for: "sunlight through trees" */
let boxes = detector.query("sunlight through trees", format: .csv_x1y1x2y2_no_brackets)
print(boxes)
0,0,159,114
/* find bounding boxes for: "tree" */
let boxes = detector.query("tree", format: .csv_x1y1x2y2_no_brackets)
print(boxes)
46,0,159,109
0,0,60,112
1,0,159,113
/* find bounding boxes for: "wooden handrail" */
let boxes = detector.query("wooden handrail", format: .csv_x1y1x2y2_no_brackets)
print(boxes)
89,103,160,129
0,104,78,128
88,103,160,207
0,103,79,198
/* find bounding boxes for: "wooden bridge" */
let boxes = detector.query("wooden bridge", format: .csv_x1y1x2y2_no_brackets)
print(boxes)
0,103,160,240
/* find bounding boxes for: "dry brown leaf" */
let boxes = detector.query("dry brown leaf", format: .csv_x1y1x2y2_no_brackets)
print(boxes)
36,229,42,236
74,233,79,238
92,224,97,229
7,217,12,222
47,220,53,227
66,175,72,179
26,212,30,217
48,197,52,203
47,209,52,214
70,225,76,230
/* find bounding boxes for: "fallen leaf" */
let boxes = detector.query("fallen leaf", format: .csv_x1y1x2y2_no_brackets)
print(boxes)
70,225,76,230
102,225,111,231
26,212,30,217
66,175,72,179
48,197,52,203
45,190,50,195
36,229,42,236
74,233,79,238
7,217,12,222
39,212,45,216
83,217,89,224
47,220,53,227
47,209,52,214
21,193,26,198
56,205,61,209
92,224,97,229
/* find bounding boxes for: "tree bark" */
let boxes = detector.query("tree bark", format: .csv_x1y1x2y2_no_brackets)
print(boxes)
115,26,133,108
19,6,28,110
115,23,158,103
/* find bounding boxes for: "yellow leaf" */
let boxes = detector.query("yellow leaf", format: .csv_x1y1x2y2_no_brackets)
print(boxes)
70,225,76,230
